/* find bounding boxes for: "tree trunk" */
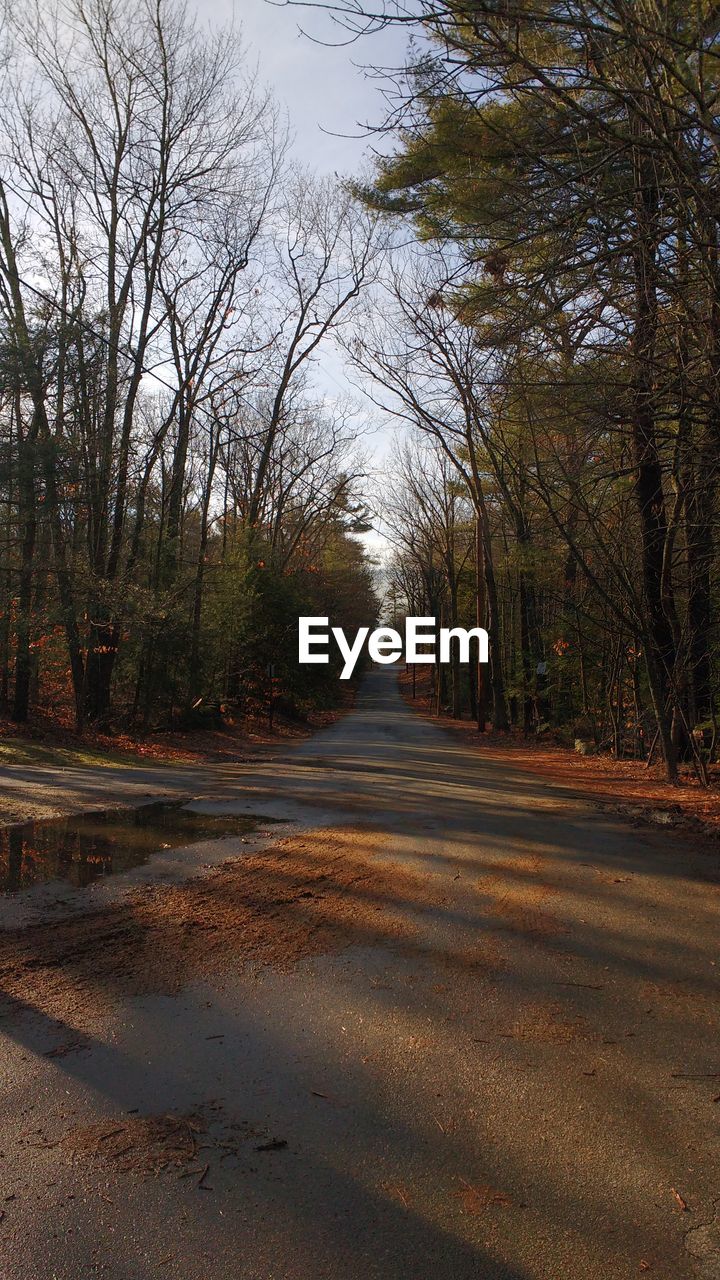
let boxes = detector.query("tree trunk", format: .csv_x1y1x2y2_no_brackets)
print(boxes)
685,444,714,725
630,124,678,781
475,516,487,731
187,432,220,708
480,504,509,730
11,407,37,722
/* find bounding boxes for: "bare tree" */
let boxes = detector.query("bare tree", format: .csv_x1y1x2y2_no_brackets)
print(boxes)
0,0,282,723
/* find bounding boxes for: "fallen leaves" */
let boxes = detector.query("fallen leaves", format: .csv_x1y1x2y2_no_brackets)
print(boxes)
0,827,424,1028
453,1179,513,1214
61,1113,205,1176
671,1187,689,1212
398,670,720,834
383,1181,413,1209
509,1001,593,1044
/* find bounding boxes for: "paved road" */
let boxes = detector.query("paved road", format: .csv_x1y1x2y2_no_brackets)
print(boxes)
1,667,719,1279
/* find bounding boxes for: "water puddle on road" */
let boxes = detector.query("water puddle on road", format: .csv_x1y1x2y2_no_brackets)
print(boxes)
0,801,280,894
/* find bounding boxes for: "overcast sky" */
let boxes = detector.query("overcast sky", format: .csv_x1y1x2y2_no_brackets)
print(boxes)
200,0,409,173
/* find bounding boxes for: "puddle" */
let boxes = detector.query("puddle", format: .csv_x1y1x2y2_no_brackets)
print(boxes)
0,801,280,894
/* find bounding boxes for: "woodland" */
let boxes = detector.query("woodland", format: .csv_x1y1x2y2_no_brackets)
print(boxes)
1,0,720,786
353,0,720,785
0,0,381,735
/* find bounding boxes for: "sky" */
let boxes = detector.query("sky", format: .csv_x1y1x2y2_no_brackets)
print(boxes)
201,0,409,173
195,0,412,559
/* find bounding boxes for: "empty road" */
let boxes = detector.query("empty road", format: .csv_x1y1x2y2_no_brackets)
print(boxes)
0,666,718,1280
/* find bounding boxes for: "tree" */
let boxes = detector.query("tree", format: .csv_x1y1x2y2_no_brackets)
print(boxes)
300,0,720,778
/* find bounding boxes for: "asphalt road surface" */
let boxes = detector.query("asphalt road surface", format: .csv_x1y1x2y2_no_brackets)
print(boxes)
1,666,718,1280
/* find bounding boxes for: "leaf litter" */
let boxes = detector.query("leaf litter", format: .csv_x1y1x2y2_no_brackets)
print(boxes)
0,827,426,1029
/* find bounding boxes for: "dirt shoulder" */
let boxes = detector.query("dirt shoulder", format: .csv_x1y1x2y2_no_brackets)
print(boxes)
0,694,354,827
398,668,720,836
0,701,347,768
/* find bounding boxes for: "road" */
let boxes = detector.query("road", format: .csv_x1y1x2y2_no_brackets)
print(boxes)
0,666,718,1280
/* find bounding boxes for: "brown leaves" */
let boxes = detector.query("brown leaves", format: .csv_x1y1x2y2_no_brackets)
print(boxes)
380,1176,514,1218
453,1178,513,1215
62,1113,205,1176
382,1181,413,1209
0,828,422,1028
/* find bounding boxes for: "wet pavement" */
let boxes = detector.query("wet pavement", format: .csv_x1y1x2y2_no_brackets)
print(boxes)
0,802,278,893
0,666,718,1280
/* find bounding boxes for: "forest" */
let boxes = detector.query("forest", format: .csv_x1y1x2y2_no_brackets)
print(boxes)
348,0,720,786
2,0,720,787
1,6,719,1276
0,0,380,735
